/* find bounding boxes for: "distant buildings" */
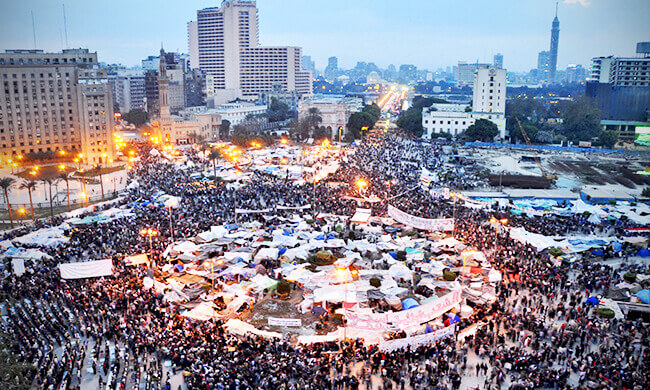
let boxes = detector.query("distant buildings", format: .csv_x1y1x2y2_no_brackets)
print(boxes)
456,62,490,87
423,67,507,139
324,57,338,81
0,49,115,164
113,70,146,113
586,42,650,123
302,55,316,73
493,53,503,69
537,51,551,82
549,7,560,83
143,52,187,116
189,0,312,104
298,95,363,139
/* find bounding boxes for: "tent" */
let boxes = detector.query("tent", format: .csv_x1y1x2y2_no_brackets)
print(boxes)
401,298,420,310
125,254,149,266
311,306,327,316
637,248,650,258
586,296,599,306
635,289,650,304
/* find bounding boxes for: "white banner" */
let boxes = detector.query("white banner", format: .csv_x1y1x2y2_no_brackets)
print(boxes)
378,325,456,352
235,208,272,214
276,205,311,210
59,259,113,279
268,317,302,327
346,289,462,331
387,205,454,231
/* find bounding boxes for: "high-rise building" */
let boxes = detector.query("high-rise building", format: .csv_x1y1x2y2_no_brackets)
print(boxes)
586,42,650,122
493,53,504,69
398,64,417,83
324,56,338,81
0,49,115,164
191,0,312,102
549,4,560,83
456,62,490,87
113,70,146,113
422,67,507,139
143,52,187,115
302,55,315,73
537,51,550,82
565,64,586,83
187,21,199,69
184,68,206,108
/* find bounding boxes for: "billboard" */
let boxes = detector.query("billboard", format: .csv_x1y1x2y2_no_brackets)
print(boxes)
635,126,650,146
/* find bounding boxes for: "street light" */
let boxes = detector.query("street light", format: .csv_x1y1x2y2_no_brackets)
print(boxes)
18,208,25,224
489,217,508,255
336,267,349,341
140,228,159,268
355,178,367,196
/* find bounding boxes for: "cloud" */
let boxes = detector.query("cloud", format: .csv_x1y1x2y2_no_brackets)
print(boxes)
564,0,591,6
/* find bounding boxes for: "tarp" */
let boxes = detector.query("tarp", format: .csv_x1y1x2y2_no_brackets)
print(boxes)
181,302,222,321
635,289,650,304
125,254,149,266
351,208,372,224
402,298,420,310
637,249,650,258
224,319,282,338
387,205,454,231
59,259,113,279
11,258,25,276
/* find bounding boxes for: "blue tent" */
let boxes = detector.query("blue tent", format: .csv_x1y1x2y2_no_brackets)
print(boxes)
278,247,287,256
388,251,397,259
173,264,184,272
637,248,650,258
425,323,434,334
315,234,326,240
283,229,294,236
311,306,327,316
591,249,604,256
326,232,338,239
384,226,401,233
402,298,420,310
586,296,599,306
635,289,650,304
225,224,239,231
448,313,461,324
612,242,623,252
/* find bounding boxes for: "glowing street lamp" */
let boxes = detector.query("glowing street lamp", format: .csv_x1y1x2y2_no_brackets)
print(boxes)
140,227,159,268
355,178,368,196
489,217,508,254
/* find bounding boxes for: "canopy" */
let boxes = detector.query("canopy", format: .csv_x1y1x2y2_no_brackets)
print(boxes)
401,298,420,310
59,259,113,279
125,254,149,266
635,289,650,304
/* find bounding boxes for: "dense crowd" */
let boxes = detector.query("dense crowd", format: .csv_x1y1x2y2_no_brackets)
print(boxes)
1,134,649,390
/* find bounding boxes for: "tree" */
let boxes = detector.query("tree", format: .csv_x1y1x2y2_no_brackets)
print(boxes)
0,330,35,389
347,112,376,140
307,107,322,131
19,180,37,220
123,109,148,127
289,118,311,141
207,148,221,177
0,178,15,228
461,119,499,142
397,96,448,137
509,121,539,144
43,178,57,219
58,173,72,212
219,119,231,139
599,129,618,149
94,164,105,201
561,97,601,142
266,97,291,122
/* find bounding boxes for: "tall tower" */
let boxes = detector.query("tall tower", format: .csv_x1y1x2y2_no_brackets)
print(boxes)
549,2,560,83
158,47,172,144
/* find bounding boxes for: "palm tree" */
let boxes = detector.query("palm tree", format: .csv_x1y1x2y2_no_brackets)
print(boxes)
0,177,16,228
58,173,71,212
207,148,221,177
19,180,37,220
94,164,105,201
43,178,58,219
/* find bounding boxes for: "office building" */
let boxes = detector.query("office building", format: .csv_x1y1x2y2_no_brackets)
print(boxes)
302,55,315,73
537,51,551,82
324,56,338,81
565,64,586,83
184,68,206,108
493,53,503,69
398,64,417,83
586,42,650,122
187,20,199,69
191,0,312,102
113,69,146,113
423,67,506,139
0,49,115,164
456,62,490,87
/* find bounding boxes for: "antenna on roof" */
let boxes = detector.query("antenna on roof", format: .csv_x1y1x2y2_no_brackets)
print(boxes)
62,3,69,48
31,11,37,49
555,1,558,17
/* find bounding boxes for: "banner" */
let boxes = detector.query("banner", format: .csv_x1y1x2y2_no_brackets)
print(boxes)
346,289,462,331
59,259,113,279
276,205,311,210
420,168,433,188
378,325,455,352
235,208,272,214
268,317,302,327
387,205,454,231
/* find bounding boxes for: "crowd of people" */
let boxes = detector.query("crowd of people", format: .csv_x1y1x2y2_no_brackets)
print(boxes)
1,133,649,390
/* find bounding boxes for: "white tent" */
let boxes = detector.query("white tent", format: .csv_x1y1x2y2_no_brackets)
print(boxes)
59,259,113,279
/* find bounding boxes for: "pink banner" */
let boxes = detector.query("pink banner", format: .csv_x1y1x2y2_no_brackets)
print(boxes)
346,289,462,331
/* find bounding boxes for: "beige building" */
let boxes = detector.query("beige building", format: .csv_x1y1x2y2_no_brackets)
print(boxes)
0,49,115,164
298,96,363,139
191,0,312,102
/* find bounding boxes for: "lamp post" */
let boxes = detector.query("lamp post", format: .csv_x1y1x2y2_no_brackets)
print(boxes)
140,228,159,268
489,217,508,255
355,178,367,197
336,267,349,341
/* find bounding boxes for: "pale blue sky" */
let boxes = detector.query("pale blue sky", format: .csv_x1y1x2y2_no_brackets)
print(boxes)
0,0,648,72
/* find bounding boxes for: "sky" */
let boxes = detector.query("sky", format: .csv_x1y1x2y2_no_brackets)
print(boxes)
0,0,648,73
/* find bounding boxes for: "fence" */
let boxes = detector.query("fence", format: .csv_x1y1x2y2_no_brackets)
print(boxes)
0,191,125,211
464,141,650,155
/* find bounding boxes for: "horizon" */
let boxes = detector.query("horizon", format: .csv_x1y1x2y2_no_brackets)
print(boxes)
0,0,648,72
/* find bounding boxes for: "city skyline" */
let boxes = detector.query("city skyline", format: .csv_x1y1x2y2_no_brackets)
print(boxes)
0,0,648,73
